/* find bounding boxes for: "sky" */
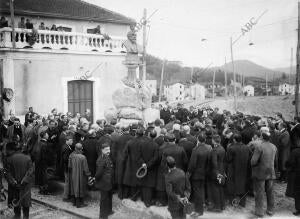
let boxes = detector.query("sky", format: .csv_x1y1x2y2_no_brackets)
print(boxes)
87,0,297,69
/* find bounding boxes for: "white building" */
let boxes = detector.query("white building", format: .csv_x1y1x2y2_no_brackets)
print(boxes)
190,84,206,100
0,0,134,121
163,83,185,102
145,80,157,96
243,85,255,96
279,83,295,95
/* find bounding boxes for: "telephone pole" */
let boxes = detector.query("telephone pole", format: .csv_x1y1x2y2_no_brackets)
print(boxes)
295,2,300,116
190,67,194,82
10,0,16,49
212,70,216,99
158,60,166,102
224,57,228,98
230,37,237,111
265,72,268,96
142,8,147,82
290,47,293,85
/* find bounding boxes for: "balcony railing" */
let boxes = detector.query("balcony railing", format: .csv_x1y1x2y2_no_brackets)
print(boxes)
0,27,127,53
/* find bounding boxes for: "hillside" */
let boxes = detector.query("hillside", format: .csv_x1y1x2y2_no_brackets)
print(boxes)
274,66,296,75
219,60,284,79
145,55,292,86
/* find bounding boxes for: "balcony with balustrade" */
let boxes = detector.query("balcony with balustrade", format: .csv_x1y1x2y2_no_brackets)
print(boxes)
0,27,127,54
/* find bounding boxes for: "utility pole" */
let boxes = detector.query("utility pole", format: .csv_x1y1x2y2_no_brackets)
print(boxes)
158,60,165,102
290,47,293,85
10,0,16,49
142,8,147,82
265,72,268,96
212,70,216,99
230,37,237,111
190,67,194,82
224,57,228,99
295,2,300,116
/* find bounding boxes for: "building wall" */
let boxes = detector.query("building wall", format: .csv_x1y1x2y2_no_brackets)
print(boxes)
164,83,184,102
7,15,129,37
0,50,127,120
190,85,205,100
243,85,254,96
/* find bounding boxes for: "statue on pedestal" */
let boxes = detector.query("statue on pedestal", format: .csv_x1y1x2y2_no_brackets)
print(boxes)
106,25,159,127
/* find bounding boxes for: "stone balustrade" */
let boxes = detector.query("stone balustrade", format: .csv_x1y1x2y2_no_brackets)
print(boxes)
0,27,127,53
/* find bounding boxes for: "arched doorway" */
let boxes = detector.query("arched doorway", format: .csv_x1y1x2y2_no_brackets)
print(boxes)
68,80,93,121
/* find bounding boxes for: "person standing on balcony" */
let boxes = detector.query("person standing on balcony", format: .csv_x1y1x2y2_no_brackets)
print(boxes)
18,17,26,28
25,19,33,29
39,22,46,30
0,17,8,28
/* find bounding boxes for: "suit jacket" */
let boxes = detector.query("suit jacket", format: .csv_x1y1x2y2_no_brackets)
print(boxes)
187,143,211,180
95,154,113,191
277,129,291,171
83,136,98,176
211,144,226,179
251,140,277,180
165,168,191,210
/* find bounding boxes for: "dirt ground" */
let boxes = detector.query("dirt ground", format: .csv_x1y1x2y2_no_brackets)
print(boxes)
192,95,295,121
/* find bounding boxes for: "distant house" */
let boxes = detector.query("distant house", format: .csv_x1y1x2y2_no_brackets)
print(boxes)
145,80,157,96
243,85,254,96
163,82,185,102
279,83,295,95
190,84,206,100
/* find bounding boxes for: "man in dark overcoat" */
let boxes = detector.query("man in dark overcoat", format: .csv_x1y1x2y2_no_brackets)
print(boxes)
95,143,114,219
277,122,291,182
122,127,144,199
187,132,211,216
226,133,251,207
83,130,98,177
139,130,159,207
290,117,300,149
210,134,226,212
165,156,191,219
156,133,188,206
6,142,34,219
178,131,195,161
241,120,256,145
111,126,133,199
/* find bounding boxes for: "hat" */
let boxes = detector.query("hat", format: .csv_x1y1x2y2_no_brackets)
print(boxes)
136,165,147,178
166,156,176,167
173,124,180,131
260,127,270,136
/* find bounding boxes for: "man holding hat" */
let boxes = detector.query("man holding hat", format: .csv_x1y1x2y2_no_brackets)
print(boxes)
251,127,277,217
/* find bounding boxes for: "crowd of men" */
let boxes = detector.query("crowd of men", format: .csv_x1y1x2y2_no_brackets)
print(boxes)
0,104,300,219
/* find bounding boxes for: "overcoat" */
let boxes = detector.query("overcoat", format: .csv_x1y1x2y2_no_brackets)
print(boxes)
156,142,188,191
6,151,34,208
187,143,211,180
68,151,91,198
226,142,251,195
122,136,144,187
286,147,300,198
139,137,159,188
83,136,98,176
277,129,291,172
111,133,133,185
290,124,300,148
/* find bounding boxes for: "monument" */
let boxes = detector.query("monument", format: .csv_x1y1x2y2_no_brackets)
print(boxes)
104,25,159,127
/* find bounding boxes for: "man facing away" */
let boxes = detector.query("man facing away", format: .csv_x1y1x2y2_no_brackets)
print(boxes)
68,143,91,208
165,156,191,219
251,127,277,217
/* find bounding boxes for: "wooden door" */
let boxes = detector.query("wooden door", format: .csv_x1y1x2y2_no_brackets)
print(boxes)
68,80,93,121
